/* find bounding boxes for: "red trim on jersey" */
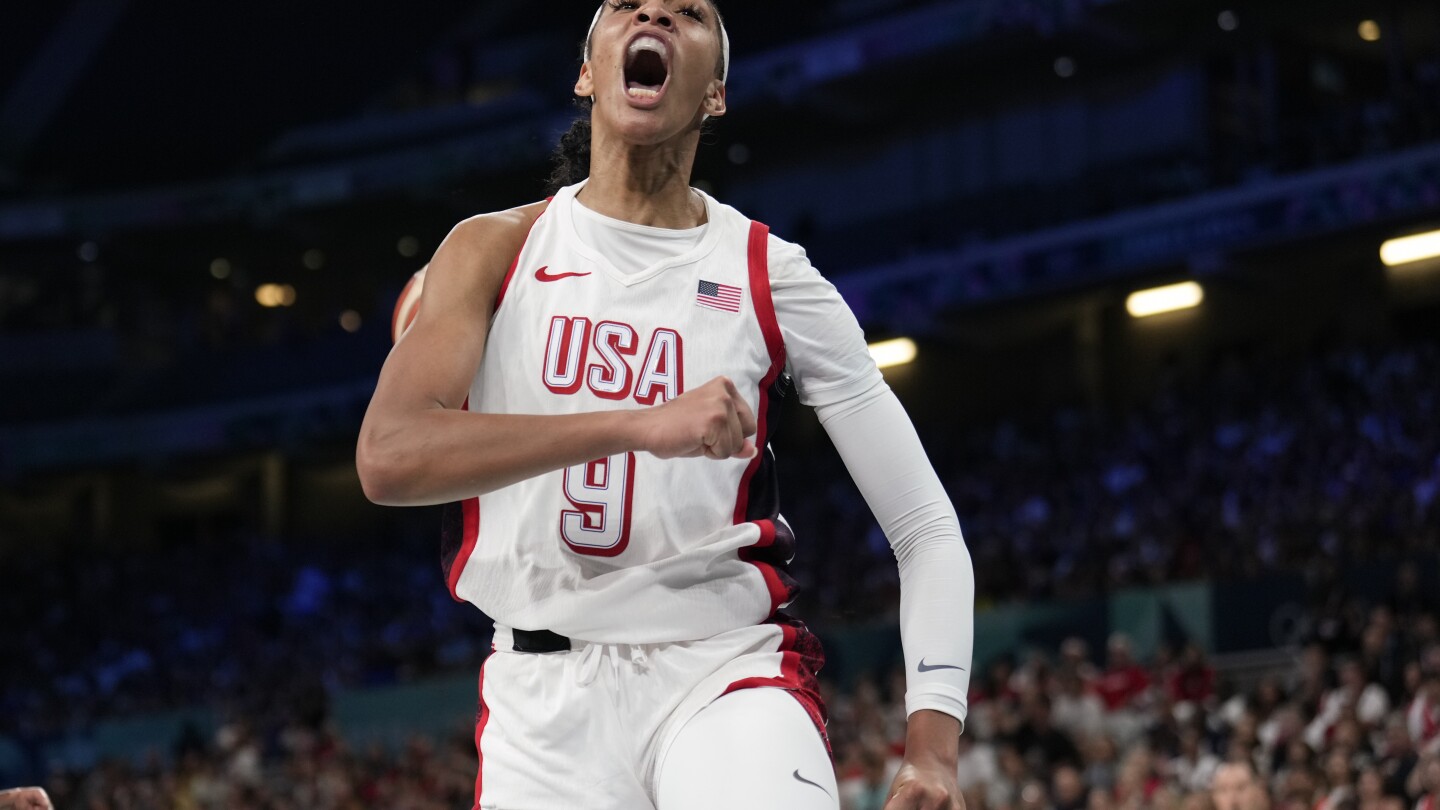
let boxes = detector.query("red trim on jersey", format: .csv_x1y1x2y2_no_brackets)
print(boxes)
447,396,481,602
732,221,788,615
493,198,553,312
746,221,785,384
737,519,788,615
494,254,521,311
473,656,491,808
719,622,830,754
733,221,783,523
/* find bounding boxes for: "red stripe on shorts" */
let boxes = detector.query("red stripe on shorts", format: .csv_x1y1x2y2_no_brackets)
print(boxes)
720,619,831,755
473,657,491,808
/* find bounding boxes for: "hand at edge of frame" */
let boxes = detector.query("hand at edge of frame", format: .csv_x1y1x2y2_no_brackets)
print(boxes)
0,787,54,810
883,709,964,810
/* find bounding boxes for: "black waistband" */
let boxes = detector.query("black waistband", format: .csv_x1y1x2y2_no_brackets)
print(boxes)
511,627,571,653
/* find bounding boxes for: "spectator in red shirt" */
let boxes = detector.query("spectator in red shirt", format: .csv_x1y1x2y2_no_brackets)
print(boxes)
1168,643,1217,706
1097,633,1153,712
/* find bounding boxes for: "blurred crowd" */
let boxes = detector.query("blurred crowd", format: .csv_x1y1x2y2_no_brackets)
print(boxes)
30,590,1440,810
790,339,1440,615
0,544,492,742
829,599,1440,810
42,727,481,810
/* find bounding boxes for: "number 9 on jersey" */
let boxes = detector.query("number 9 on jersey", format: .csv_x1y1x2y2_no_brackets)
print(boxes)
560,452,636,557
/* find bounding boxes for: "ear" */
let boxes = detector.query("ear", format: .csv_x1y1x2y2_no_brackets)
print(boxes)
574,62,595,99
703,80,727,118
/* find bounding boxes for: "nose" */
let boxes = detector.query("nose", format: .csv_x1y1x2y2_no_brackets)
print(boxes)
634,3,674,30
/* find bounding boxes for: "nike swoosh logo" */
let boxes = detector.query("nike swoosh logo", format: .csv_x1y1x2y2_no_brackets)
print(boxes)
535,266,591,282
793,769,830,797
917,658,968,673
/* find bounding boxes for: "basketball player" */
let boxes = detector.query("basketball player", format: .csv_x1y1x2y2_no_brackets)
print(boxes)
357,2,974,808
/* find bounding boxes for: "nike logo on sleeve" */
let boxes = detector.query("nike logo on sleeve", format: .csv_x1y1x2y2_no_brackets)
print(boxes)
917,658,968,673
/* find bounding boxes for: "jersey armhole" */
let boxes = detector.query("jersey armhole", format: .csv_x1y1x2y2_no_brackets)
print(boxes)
733,221,788,529
493,197,554,313
746,221,784,368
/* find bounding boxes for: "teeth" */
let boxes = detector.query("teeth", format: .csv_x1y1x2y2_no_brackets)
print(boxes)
627,87,660,99
628,36,668,59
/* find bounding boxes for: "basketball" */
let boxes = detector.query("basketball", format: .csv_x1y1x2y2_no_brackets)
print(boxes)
391,264,427,342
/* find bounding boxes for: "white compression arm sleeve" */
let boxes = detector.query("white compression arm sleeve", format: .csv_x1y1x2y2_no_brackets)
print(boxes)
814,380,974,726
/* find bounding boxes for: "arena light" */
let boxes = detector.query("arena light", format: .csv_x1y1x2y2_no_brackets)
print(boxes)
1126,281,1204,318
255,283,297,308
869,337,917,369
1380,229,1440,267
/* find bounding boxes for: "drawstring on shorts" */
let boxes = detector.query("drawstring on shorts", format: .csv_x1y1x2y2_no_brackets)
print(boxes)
574,643,651,688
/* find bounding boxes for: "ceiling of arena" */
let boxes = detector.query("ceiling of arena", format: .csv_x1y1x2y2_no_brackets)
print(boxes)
0,0,1433,197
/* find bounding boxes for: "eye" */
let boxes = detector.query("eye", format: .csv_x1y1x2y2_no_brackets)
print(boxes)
677,4,706,22
607,1,639,11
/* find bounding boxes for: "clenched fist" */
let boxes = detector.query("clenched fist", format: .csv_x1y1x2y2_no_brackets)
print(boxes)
637,376,758,460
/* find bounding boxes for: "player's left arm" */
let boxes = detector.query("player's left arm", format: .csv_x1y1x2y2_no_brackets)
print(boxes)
817,386,971,810
769,235,972,810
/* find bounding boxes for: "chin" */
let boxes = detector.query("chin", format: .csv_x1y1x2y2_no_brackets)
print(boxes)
604,105,701,147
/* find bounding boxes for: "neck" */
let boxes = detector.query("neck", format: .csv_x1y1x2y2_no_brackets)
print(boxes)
578,125,705,229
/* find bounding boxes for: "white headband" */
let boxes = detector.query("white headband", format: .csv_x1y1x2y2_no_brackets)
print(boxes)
583,3,729,83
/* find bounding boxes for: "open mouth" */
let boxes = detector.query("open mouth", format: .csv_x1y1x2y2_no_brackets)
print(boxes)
624,35,670,100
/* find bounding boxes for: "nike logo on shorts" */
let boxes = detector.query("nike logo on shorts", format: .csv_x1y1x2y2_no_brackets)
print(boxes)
793,769,830,797
535,266,591,282
917,658,967,673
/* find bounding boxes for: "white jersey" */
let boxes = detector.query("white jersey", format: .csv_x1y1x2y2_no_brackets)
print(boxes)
443,180,881,644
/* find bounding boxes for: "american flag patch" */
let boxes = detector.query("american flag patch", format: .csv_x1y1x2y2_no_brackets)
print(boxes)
696,280,743,313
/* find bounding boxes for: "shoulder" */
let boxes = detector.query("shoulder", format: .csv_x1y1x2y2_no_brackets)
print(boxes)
760,231,834,294
425,201,550,301
764,231,810,271
701,193,807,269
698,193,823,285
443,200,550,259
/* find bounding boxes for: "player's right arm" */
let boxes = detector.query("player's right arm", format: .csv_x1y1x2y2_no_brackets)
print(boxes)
356,207,755,508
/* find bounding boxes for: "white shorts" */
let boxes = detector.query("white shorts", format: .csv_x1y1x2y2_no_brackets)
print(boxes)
472,616,829,810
